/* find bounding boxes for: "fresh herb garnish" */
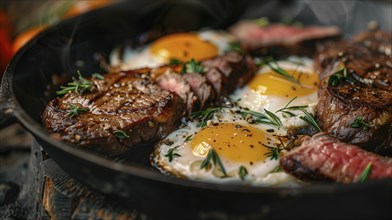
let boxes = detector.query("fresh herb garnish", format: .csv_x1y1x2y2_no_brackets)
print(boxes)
358,162,372,182
185,135,193,142
275,97,307,117
270,165,282,173
267,62,301,85
200,149,227,177
191,107,220,127
264,145,283,160
351,117,371,131
238,165,248,180
299,109,322,132
181,58,204,74
56,70,93,95
328,67,347,86
164,146,181,162
239,109,282,128
92,73,104,80
66,103,89,117
113,130,129,139
254,17,269,27
264,108,283,129
227,41,244,53
169,59,183,65
276,97,322,132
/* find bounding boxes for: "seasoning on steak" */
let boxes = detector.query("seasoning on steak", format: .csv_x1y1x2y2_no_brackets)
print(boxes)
156,52,257,113
280,133,392,183
315,30,392,155
229,22,341,56
43,71,186,156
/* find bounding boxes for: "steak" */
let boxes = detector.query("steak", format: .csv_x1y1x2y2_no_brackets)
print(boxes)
229,22,341,56
157,52,257,113
316,30,392,155
43,71,186,156
280,133,392,183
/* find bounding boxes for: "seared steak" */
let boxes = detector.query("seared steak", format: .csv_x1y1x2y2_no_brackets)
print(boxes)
280,133,392,183
316,30,392,155
157,52,257,113
229,22,341,56
43,71,186,156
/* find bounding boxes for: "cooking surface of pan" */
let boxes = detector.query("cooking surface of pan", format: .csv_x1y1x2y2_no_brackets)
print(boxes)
1,0,391,218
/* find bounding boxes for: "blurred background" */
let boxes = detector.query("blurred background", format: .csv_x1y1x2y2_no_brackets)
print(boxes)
0,0,117,76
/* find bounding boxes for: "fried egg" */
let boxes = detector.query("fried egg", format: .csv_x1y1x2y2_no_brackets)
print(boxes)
230,56,319,130
152,57,318,186
152,107,302,187
110,30,236,70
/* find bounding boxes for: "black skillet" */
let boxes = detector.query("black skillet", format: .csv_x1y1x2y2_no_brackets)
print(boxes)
1,0,391,219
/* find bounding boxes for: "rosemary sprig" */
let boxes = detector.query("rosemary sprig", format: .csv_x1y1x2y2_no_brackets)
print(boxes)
264,145,283,160
92,73,104,80
164,146,181,162
358,162,372,182
66,103,89,118
191,107,220,127
113,130,129,139
328,67,347,86
185,135,193,142
267,62,301,85
200,149,227,177
239,109,281,128
238,165,248,180
276,97,308,113
226,41,244,53
181,58,204,74
270,165,283,173
254,17,269,27
264,108,283,129
299,109,322,132
169,59,183,65
56,70,93,95
351,117,371,131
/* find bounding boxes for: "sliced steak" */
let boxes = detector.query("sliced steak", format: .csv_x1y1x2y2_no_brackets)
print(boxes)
316,30,392,155
202,52,257,94
156,70,198,114
156,52,257,113
43,71,186,156
229,22,341,56
280,133,392,183
183,72,215,110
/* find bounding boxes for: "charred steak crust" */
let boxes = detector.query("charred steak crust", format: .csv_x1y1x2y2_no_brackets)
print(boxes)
316,30,392,155
43,71,186,156
280,133,392,183
43,52,256,155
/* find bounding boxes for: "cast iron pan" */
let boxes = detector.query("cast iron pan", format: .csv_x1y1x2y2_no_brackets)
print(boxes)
1,0,391,219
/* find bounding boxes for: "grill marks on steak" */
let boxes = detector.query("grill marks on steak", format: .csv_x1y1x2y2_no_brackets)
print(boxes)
157,52,257,113
316,30,392,155
43,72,186,156
229,22,341,56
280,133,392,183
43,52,256,155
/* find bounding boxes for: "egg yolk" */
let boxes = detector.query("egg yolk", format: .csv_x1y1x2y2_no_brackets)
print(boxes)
150,33,218,62
248,70,319,98
190,123,270,163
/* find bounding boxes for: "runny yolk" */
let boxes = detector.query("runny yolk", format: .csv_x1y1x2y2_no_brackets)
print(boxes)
248,70,319,98
150,33,218,62
190,123,270,163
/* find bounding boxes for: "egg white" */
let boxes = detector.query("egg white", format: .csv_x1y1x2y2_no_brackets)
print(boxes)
152,107,303,187
230,57,318,131
110,30,236,70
